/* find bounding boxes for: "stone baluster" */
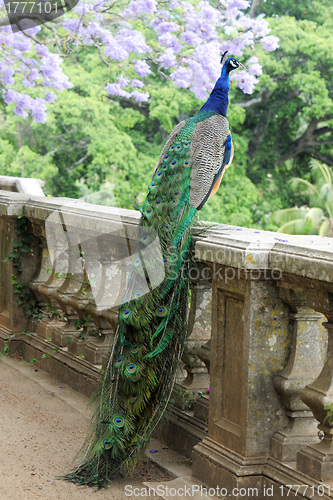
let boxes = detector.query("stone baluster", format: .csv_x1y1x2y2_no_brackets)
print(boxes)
181,269,212,392
297,289,333,482
80,234,121,365
50,241,85,347
29,228,51,313
272,285,325,463
65,265,95,357
64,231,109,360
36,225,68,339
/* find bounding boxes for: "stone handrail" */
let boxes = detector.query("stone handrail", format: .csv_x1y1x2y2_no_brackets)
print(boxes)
1,190,333,498
0,175,45,196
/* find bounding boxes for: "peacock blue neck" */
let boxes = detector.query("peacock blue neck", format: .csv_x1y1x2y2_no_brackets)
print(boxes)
199,64,231,117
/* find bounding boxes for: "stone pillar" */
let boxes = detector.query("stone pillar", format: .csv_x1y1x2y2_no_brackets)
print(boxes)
297,316,333,482
192,265,290,493
272,286,325,462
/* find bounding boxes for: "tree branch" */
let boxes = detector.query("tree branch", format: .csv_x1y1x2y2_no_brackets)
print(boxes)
314,126,333,138
237,86,274,109
279,118,333,166
308,149,333,166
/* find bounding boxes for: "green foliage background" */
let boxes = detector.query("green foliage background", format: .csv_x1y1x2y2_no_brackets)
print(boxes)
0,0,332,232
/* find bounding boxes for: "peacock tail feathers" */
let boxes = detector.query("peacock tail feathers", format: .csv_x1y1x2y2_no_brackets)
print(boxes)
64,55,242,488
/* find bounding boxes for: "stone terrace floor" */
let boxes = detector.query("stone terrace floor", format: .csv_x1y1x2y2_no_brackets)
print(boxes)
0,356,209,500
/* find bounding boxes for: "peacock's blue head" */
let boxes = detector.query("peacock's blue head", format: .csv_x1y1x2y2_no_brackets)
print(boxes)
220,52,244,73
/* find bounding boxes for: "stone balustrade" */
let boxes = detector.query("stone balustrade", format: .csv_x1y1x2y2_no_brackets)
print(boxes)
1,189,333,498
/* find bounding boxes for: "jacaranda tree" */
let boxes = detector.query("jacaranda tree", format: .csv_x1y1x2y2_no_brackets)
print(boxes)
0,0,279,122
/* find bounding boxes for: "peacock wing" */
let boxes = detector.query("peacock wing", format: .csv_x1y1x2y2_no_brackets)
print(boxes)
188,114,231,210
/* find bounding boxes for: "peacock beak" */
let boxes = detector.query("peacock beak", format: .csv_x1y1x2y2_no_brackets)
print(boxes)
238,62,245,69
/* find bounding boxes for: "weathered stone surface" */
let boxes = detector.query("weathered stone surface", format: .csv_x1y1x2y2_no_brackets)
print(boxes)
2,190,333,496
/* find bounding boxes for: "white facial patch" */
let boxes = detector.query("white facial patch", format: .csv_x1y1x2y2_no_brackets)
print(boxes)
230,60,238,67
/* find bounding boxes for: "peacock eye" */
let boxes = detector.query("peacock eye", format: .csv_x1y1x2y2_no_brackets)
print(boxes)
156,306,167,316
114,417,124,427
103,439,113,449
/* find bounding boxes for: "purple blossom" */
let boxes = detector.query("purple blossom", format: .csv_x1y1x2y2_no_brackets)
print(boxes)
123,0,157,16
33,108,47,123
0,0,279,120
131,79,145,88
199,1,221,23
150,19,179,35
11,36,30,52
3,89,16,104
158,33,182,53
36,44,49,57
134,59,151,77
75,3,93,14
231,70,258,94
180,30,202,47
119,28,151,54
105,83,131,98
45,92,56,103
190,82,208,100
2,68,15,85
244,18,270,38
170,67,192,88
64,19,81,33
224,0,250,18
158,48,177,69
104,37,129,61
118,76,130,88
248,56,262,76
25,26,41,37
131,90,149,102
227,0,250,8
261,35,279,51
14,106,28,118
151,21,179,35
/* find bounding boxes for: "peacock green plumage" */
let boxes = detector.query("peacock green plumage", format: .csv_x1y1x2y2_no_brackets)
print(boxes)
64,53,242,488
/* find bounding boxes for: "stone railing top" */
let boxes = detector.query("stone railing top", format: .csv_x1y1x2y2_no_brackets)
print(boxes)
0,191,141,238
195,224,333,284
1,191,333,284
0,176,45,197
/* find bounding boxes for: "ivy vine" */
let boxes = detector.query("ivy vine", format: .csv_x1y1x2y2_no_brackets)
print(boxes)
4,216,43,320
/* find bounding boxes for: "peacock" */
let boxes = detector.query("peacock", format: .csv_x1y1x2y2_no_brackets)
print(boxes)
64,52,243,488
